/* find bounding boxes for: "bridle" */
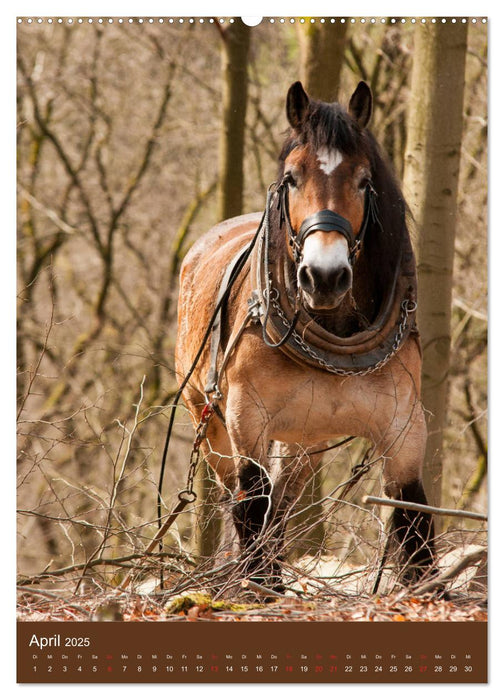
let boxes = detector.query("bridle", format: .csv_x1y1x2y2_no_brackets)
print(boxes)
253,171,417,367
277,177,381,267
258,177,382,349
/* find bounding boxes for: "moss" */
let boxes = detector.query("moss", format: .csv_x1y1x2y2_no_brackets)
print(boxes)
166,593,263,614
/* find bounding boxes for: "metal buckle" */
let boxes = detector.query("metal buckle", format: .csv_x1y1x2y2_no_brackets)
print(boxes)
247,291,263,321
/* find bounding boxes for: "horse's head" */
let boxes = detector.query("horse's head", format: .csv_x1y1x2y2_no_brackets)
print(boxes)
279,81,375,312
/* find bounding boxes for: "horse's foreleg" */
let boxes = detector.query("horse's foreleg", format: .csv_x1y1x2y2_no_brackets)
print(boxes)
268,441,325,561
223,404,284,588
379,400,436,586
231,457,279,584
232,441,325,591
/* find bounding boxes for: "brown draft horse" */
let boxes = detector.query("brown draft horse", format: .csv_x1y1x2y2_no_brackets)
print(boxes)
175,81,436,592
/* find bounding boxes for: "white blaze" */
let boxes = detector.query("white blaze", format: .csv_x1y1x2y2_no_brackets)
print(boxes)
301,234,349,272
316,147,343,175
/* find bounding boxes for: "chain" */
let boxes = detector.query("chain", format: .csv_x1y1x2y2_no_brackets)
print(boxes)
178,401,216,503
267,289,417,377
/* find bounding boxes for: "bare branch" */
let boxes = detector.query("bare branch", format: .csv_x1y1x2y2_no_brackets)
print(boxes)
363,495,487,521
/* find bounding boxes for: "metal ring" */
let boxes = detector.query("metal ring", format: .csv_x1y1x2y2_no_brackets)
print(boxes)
402,299,417,313
178,490,197,504
267,286,280,303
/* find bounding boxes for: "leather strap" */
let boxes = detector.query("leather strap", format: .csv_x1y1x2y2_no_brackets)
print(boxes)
297,209,354,249
204,244,251,394
279,182,378,265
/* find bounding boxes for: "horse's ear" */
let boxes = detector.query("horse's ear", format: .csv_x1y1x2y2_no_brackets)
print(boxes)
349,81,373,128
286,81,310,129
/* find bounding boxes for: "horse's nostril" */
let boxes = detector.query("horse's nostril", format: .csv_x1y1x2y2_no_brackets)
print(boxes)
298,265,315,292
333,265,352,293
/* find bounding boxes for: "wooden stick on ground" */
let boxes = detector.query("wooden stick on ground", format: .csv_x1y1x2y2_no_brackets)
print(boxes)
362,495,487,522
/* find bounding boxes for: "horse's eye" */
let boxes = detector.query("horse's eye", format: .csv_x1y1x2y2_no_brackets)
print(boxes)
283,171,298,189
358,176,371,191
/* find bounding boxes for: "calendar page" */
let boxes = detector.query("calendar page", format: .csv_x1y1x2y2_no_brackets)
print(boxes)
16,14,488,684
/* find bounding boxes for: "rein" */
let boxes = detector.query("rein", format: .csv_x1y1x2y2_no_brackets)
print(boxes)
261,184,302,349
154,207,267,536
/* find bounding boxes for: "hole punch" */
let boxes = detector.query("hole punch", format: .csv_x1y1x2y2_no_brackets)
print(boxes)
241,16,263,26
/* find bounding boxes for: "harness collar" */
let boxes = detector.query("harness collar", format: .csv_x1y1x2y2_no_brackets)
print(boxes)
253,182,418,373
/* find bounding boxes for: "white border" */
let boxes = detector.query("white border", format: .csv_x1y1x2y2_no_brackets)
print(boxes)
5,3,501,698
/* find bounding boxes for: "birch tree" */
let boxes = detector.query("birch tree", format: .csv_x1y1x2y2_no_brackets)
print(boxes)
403,21,468,507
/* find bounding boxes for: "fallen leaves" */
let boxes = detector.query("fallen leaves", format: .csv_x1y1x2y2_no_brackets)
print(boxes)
17,587,487,624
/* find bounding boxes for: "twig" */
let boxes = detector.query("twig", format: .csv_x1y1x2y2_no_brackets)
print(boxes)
118,496,197,590
17,273,55,421
362,495,487,521
17,586,92,618
453,296,487,322
74,377,147,592
17,185,79,237
240,578,294,600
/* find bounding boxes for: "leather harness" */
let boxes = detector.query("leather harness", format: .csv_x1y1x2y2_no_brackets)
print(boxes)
205,182,418,396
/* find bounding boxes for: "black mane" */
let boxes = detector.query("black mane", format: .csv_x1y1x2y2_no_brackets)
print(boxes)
298,100,363,155
278,100,363,176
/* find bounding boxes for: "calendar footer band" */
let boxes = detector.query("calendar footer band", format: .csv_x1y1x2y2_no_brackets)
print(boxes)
17,620,487,683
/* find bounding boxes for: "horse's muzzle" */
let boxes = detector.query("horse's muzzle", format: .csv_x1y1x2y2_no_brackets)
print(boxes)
298,261,352,310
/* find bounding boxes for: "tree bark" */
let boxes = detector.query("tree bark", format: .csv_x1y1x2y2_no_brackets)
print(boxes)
297,21,348,101
217,19,251,221
194,461,223,560
403,22,468,507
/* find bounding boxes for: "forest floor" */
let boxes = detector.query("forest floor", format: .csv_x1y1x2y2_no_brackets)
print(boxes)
16,588,487,623
17,545,487,623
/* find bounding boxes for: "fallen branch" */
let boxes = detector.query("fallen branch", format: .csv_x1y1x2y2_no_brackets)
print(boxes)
17,586,92,618
362,495,487,521
402,546,487,597
240,578,294,600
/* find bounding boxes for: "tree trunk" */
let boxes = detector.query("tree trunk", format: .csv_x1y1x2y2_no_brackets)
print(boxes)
217,19,251,221
194,460,222,560
297,21,347,101
402,22,468,507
